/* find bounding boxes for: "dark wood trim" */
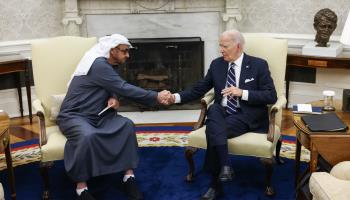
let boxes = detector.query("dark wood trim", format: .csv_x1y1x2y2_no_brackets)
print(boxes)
36,111,47,147
184,147,198,182
260,157,275,196
267,107,277,142
0,112,16,199
285,53,350,108
40,161,54,200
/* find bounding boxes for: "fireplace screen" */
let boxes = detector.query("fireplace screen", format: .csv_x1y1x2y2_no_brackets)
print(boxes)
117,37,204,111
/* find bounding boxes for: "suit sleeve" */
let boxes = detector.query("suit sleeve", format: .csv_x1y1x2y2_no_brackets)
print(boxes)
247,60,277,105
90,61,158,106
179,65,214,103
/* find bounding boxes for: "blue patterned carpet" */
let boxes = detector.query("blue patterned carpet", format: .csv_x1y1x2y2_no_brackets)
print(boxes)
0,146,304,200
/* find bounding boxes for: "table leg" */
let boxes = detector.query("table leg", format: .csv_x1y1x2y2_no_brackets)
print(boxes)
285,66,290,109
295,131,301,187
14,73,23,117
310,145,318,173
3,134,16,200
24,61,32,124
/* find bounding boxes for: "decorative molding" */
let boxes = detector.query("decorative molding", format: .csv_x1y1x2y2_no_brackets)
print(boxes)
62,0,82,36
130,0,175,13
222,0,242,30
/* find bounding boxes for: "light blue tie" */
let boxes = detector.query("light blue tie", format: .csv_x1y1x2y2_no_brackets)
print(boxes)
226,63,238,114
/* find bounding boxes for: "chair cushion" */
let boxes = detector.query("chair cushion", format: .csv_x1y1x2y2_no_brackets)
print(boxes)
187,125,280,158
41,125,67,162
310,172,350,200
49,94,66,121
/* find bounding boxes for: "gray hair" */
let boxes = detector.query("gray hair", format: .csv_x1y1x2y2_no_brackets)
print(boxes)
222,29,245,48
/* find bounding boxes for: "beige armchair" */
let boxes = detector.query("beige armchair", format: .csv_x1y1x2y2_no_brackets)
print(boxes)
309,161,350,200
0,183,4,200
31,36,97,199
185,35,288,196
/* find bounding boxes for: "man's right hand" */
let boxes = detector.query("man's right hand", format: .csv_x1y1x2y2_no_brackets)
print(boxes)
108,97,120,109
157,90,175,105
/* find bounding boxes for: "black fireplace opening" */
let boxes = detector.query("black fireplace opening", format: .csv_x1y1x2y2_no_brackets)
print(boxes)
117,37,204,111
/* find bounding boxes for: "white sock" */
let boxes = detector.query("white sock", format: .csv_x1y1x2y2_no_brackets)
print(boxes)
76,187,88,196
123,174,135,182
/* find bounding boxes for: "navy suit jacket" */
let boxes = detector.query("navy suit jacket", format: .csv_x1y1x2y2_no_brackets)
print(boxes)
179,53,277,132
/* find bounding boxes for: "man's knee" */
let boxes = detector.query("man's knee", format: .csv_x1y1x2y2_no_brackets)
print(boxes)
208,103,222,111
123,118,136,138
124,118,135,129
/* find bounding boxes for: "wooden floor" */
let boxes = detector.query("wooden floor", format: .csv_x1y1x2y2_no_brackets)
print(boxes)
8,109,296,144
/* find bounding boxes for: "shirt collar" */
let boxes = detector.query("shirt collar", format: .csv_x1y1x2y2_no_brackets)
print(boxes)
230,52,244,68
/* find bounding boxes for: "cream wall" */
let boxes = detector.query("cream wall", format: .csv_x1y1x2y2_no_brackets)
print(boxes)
237,0,350,35
0,0,64,41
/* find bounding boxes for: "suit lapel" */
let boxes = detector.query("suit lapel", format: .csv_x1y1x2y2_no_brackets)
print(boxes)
239,54,251,87
218,59,229,90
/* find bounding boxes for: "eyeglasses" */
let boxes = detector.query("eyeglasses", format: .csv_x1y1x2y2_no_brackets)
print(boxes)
115,47,130,54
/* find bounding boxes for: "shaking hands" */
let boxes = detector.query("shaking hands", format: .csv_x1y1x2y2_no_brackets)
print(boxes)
157,90,175,105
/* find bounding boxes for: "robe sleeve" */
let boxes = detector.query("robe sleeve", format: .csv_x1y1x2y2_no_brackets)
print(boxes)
89,59,158,106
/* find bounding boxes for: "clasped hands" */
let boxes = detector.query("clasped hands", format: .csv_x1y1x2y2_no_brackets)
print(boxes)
106,90,174,110
157,90,175,105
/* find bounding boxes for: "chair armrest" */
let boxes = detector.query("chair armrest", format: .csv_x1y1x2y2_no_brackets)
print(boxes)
32,99,48,147
271,95,287,112
32,99,45,115
201,89,215,105
193,90,215,130
330,161,350,181
193,100,208,130
267,95,287,142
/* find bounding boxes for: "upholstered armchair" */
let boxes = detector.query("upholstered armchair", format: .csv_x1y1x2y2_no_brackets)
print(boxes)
185,35,288,196
309,161,350,200
31,36,97,199
0,183,4,200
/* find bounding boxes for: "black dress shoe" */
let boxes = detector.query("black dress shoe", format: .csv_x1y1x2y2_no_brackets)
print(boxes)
200,187,222,200
123,177,144,200
218,165,234,182
77,190,96,200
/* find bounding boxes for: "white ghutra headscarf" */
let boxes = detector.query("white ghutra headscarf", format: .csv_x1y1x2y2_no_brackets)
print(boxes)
69,34,132,82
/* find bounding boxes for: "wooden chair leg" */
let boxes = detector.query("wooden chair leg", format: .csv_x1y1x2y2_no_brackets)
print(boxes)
185,147,198,182
40,161,53,200
275,136,285,164
260,158,275,196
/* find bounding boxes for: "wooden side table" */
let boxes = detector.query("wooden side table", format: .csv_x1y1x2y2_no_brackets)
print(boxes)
0,111,16,199
293,106,350,199
0,54,32,124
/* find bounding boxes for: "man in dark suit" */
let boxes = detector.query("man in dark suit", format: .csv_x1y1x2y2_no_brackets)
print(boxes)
167,30,277,199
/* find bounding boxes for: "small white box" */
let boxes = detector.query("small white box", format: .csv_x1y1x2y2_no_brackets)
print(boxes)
302,42,343,57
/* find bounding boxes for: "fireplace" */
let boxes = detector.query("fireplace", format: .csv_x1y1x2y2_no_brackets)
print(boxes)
117,37,204,111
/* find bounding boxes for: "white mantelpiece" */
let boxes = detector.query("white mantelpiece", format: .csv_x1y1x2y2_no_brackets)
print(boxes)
67,0,239,37
75,0,241,72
